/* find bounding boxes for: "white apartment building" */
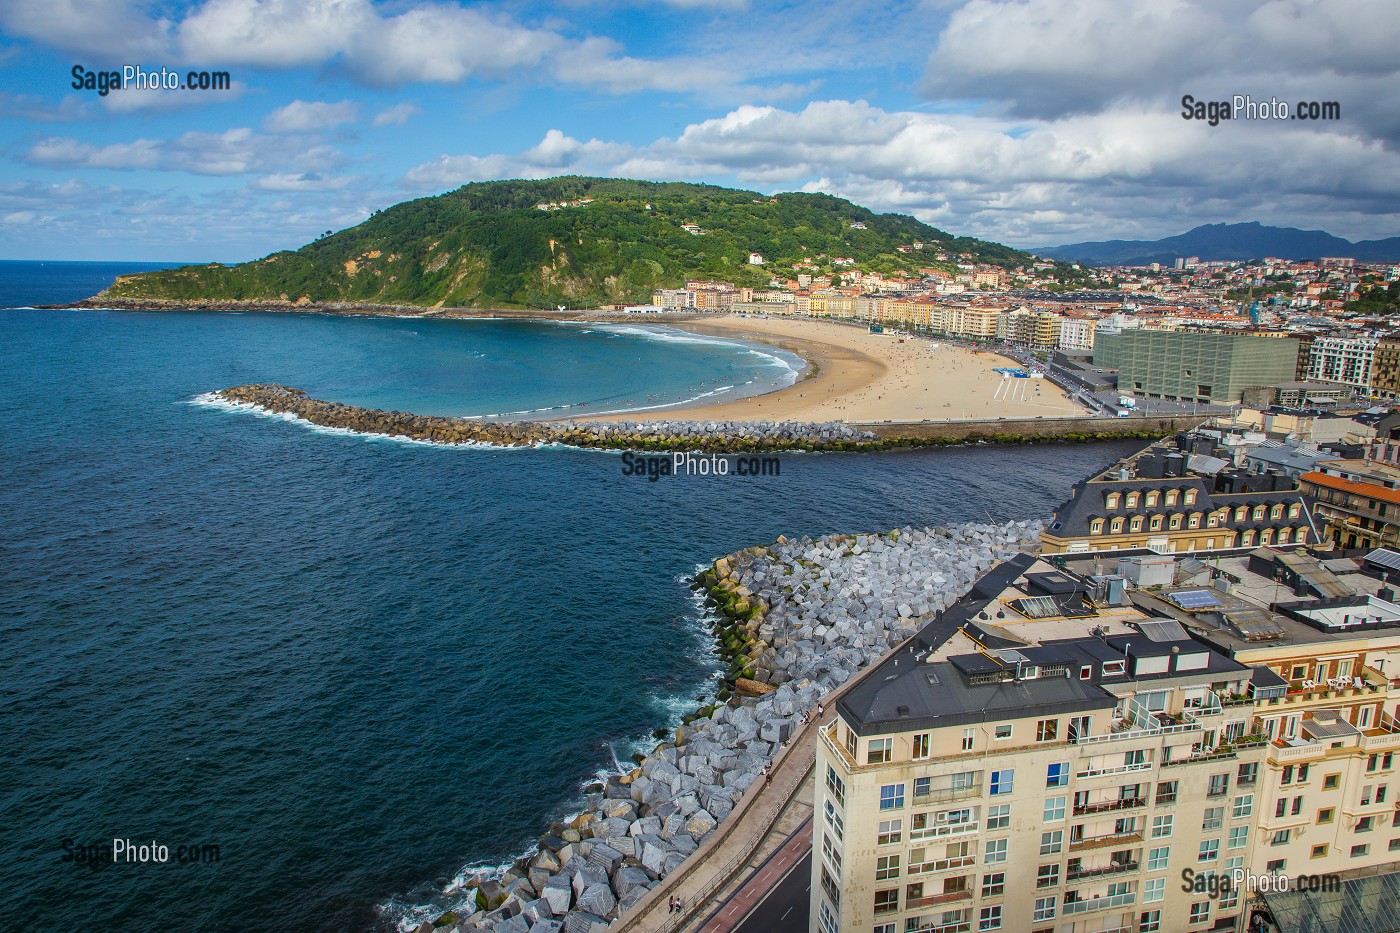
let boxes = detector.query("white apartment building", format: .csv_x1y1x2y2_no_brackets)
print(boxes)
1059,319,1097,352
1308,337,1378,392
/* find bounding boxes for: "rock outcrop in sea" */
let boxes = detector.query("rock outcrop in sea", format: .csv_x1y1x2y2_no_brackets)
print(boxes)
422,520,1042,933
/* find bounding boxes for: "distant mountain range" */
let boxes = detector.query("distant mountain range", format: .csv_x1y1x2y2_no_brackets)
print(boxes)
1036,222,1400,266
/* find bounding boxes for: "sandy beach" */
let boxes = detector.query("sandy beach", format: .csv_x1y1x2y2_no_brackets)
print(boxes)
593,315,1085,423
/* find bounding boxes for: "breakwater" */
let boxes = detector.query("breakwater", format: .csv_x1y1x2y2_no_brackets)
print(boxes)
210,384,878,452
423,520,1040,933
209,384,1183,453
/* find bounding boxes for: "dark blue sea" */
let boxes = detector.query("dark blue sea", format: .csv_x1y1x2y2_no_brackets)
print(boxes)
0,261,1142,931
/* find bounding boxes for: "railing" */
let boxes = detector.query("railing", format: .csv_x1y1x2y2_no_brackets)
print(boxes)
1062,891,1137,915
1161,747,1238,767
1068,860,1140,882
1074,797,1146,816
906,890,973,909
910,855,977,874
1268,742,1326,762
1069,831,1143,853
913,784,983,805
1077,761,1152,779
910,821,979,842
905,921,970,933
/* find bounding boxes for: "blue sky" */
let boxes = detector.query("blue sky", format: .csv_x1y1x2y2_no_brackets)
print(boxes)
1,0,1396,261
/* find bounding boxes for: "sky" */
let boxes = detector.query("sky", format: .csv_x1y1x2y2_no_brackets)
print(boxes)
0,0,1397,262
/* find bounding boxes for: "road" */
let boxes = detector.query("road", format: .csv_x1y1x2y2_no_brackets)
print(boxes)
732,851,811,933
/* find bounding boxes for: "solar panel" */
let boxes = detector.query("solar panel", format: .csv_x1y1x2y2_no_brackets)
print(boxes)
1366,548,1400,572
1009,596,1061,618
1168,589,1222,610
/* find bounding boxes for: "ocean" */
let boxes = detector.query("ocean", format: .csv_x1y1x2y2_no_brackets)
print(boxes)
0,261,1143,931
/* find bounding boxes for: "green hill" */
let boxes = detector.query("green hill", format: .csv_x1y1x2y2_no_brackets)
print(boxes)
100,177,1033,309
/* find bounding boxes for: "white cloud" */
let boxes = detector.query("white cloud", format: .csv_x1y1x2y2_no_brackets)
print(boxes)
0,0,169,60
22,127,355,179
0,93,92,122
177,0,369,68
262,99,360,133
251,172,362,191
25,136,162,170
100,81,246,114
372,102,421,127
402,128,632,191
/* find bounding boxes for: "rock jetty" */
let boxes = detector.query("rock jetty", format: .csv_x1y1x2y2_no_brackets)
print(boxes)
212,384,878,453
419,520,1042,933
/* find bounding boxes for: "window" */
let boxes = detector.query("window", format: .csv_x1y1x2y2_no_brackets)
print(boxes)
1140,909,1162,933
994,724,1012,740
1353,844,1370,858
1229,827,1249,850
846,728,856,759
1147,846,1169,870
951,771,977,793
1190,901,1210,925
1233,794,1254,819
1239,762,1258,788
1036,719,1059,742
1188,513,1201,528
825,766,846,807
1150,515,1163,531
1106,493,1120,509
1311,844,1329,859
876,855,900,880
818,902,838,933
1282,765,1294,785
1044,797,1066,822
873,926,895,933
1032,895,1057,922
1169,515,1182,530
868,738,892,765
1152,815,1173,838
821,866,841,908
873,888,899,914
880,784,905,810
1203,807,1224,831
1144,877,1165,902
1391,839,1400,852
1037,864,1060,888
1267,858,1286,873
1292,796,1303,816
1272,504,1285,520
990,770,1014,795
1208,773,1229,797
986,803,1011,830
1166,490,1179,506
978,904,1002,931
1146,492,1159,507
914,777,931,799
1290,503,1301,518
1047,762,1069,788
1199,839,1220,863
962,728,975,751
1235,506,1248,522
1318,807,1335,825
821,833,843,871
985,838,1008,864
1359,815,1375,833
1184,489,1198,506
1090,519,1104,534
1275,798,1287,819
1253,505,1266,522
1272,829,1291,846
1156,780,1178,804
1111,517,1124,533
912,733,930,759
877,819,901,845
1040,830,1063,856
1127,492,1139,508
1130,516,1143,532
824,800,844,840
981,872,1005,898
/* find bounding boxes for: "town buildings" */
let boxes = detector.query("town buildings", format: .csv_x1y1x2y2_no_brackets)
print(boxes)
1093,331,1301,405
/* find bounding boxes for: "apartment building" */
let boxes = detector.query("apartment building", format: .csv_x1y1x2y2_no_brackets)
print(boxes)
1059,318,1096,353
813,552,1266,933
814,544,1400,933
1300,446,1400,550
1307,337,1379,393
1040,439,1316,555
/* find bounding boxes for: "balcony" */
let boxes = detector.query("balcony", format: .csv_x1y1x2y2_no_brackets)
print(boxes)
909,821,979,842
1068,860,1140,882
910,855,976,874
1062,891,1137,915
906,890,973,910
905,921,969,933
1161,747,1238,767
913,783,983,805
1077,761,1153,780
1069,830,1143,853
1073,796,1146,817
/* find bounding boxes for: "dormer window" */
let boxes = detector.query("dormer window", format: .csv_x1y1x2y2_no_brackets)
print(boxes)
1235,507,1248,522
1111,517,1124,533
1165,490,1179,506
1184,489,1198,506
1146,492,1159,507
1271,504,1284,520
1126,492,1140,509
1188,513,1201,529
1289,503,1301,519
1103,660,1126,676
1106,493,1121,509
1150,515,1163,530
1253,505,1266,521
1170,515,1182,529
1130,516,1143,532
1090,519,1104,534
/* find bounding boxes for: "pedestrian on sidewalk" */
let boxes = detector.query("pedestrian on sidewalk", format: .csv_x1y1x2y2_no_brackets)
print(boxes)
668,896,675,913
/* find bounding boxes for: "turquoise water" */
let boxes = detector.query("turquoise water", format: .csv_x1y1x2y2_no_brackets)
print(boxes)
0,263,1143,931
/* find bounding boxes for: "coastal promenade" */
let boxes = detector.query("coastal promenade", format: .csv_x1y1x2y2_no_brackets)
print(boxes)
613,709,825,933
